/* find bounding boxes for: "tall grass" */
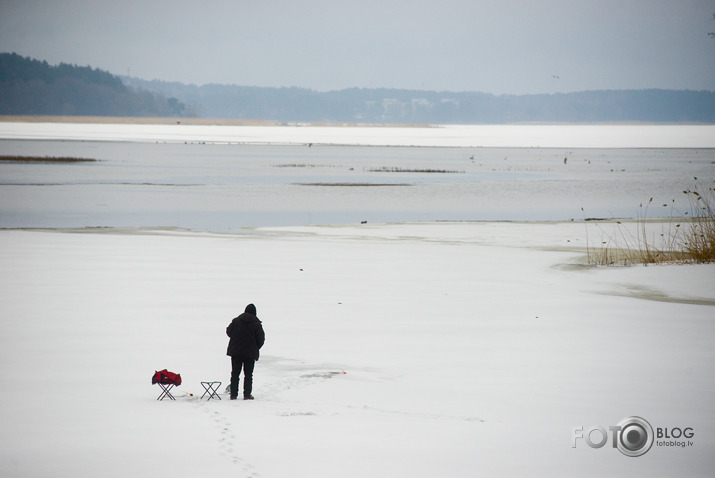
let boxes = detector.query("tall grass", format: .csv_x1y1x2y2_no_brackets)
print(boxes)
584,179,715,266
680,180,715,262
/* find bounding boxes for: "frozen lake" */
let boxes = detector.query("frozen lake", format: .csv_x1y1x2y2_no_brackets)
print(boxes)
1,123,713,231
1,122,714,477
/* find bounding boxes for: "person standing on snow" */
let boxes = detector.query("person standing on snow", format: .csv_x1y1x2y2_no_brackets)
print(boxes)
226,303,265,400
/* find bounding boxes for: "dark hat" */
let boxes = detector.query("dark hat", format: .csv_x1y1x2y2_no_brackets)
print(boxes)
245,303,257,315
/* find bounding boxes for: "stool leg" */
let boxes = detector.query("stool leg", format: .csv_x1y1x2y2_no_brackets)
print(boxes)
157,383,166,400
157,383,175,400
211,383,221,400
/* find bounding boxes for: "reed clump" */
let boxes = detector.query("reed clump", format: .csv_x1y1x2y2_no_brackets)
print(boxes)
0,155,96,163
680,181,715,262
584,179,714,265
368,166,464,173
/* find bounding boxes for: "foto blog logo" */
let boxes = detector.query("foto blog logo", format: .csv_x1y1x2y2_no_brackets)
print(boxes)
572,416,695,457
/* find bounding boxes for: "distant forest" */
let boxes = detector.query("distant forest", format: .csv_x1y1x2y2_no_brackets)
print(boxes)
2,52,714,123
0,53,188,117
127,78,715,124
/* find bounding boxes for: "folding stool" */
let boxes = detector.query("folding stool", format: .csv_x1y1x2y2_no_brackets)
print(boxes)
156,382,176,400
200,381,222,400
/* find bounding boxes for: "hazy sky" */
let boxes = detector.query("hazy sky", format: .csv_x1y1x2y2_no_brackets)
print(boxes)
1,0,714,94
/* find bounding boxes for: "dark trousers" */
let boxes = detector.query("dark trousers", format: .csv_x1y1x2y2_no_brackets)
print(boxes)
230,356,256,398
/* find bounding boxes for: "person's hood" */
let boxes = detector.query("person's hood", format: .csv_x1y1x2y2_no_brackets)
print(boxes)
240,307,261,324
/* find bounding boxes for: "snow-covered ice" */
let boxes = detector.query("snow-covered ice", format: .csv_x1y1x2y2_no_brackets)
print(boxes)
0,223,713,477
1,122,715,148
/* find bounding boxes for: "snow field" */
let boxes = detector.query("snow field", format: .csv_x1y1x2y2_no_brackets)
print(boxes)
1,222,713,477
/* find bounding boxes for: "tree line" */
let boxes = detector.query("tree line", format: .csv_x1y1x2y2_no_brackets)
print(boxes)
0,52,189,117
2,52,714,123
124,78,715,124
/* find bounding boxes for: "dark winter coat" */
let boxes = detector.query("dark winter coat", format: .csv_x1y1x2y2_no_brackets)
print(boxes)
226,310,265,360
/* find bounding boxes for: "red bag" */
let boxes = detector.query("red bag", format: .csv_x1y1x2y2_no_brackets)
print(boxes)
152,369,182,386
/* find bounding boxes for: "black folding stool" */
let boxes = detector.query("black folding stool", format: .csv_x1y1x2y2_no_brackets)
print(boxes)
200,381,222,400
156,382,176,401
